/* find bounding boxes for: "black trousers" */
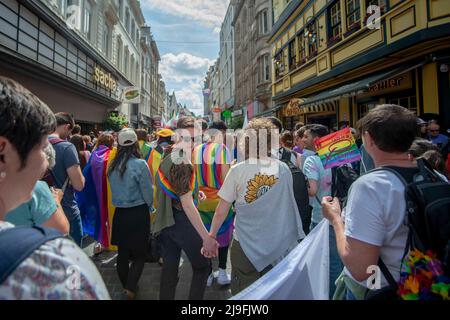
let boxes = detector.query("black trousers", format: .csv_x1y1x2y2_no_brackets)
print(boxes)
218,245,229,269
159,208,211,300
117,246,146,293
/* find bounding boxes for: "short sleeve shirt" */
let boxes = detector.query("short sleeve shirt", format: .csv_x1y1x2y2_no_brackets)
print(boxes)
49,137,80,219
5,181,57,226
303,155,332,224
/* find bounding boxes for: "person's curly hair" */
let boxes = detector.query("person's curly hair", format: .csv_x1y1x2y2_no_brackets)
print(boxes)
239,118,277,160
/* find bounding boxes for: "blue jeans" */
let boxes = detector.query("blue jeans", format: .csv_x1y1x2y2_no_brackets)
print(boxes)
310,221,344,300
69,214,83,247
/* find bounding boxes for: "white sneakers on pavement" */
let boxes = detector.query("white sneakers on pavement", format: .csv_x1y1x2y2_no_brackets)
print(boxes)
217,268,231,285
206,269,231,286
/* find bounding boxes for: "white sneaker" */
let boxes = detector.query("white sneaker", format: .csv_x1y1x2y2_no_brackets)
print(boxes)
206,271,219,287
217,268,231,285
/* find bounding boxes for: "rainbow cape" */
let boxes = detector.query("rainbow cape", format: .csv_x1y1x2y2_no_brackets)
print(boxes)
314,127,361,170
194,143,234,247
77,145,112,248
157,166,198,204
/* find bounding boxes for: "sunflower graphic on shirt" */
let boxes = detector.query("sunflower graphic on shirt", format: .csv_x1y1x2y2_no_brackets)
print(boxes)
244,174,278,204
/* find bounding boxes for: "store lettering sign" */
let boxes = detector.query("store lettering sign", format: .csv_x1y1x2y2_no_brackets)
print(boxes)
369,77,403,93
93,66,117,91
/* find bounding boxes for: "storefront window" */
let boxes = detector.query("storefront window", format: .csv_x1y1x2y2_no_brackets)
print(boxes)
289,40,296,70
388,96,417,115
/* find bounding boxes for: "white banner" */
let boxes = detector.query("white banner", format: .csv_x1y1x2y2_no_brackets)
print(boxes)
231,219,330,300
122,86,141,104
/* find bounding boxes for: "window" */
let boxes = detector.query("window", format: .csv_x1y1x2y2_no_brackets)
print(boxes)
288,40,296,70
124,47,129,76
125,8,130,33
83,1,92,40
131,21,135,40
118,0,123,19
136,29,139,44
307,22,318,57
366,0,387,13
297,33,306,63
259,9,269,35
346,0,361,32
103,25,110,57
58,0,66,16
116,37,123,69
328,1,342,43
263,54,270,82
274,52,284,80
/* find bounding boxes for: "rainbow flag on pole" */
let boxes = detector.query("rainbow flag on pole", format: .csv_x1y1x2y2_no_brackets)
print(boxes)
314,127,361,170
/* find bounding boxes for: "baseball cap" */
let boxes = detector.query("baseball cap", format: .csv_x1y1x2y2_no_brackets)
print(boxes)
417,118,427,126
156,128,175,138
118,128,138,146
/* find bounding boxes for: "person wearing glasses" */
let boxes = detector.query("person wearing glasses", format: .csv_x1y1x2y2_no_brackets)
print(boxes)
48,112,86,246
153,116,218,300
427,120,449,149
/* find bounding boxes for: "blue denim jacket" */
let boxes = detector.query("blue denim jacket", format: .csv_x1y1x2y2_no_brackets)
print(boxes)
108,157,153,209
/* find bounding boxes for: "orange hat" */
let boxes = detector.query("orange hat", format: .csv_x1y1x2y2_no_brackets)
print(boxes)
156,128,175,137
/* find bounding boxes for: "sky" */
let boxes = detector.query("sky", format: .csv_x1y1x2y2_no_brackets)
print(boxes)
141,0,230,116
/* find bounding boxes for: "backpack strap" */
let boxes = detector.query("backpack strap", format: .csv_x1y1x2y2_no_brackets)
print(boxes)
0,226,64,284
378,257,398,289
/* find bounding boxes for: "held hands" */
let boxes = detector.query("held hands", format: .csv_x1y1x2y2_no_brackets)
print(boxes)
321,196,342,223
201,234,219,258
198,191,207,202
50,187,64,204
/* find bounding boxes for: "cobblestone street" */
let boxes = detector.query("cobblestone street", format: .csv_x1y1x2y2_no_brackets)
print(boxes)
83,237,232,300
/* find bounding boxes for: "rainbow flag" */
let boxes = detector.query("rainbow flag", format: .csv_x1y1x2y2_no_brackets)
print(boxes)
314,127,361,170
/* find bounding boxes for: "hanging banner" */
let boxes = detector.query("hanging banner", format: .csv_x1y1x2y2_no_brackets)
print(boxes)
122,86,141,104
314,127,361,170
231,220,330,300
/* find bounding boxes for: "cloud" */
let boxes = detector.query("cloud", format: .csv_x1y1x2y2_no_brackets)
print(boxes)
160,53,215,115
141,0,229,31
160,52,214,83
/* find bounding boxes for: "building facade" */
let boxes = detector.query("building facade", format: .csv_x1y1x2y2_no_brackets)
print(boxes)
166,91,179,119
218,1,236,125
269,0,450,131
232,0,273,124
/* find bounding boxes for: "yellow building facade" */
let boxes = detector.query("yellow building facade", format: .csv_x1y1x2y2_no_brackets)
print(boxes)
268,0,450,130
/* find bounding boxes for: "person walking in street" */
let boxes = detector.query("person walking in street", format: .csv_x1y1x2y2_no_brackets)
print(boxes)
153,116,218,300
70,134,91,171
194,121,234,286
108,128,153,299
302,124,343,298
204,118,305,295
321,105,423,300
48,112,85,246
427,120,449,150
0,76,109,300
136,129,152,161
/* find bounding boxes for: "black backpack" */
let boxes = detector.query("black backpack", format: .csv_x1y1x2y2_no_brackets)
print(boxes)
280,148,312,235
366,160,450,300
331,165,359,205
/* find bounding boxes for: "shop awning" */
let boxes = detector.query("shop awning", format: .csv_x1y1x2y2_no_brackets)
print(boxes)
255,104,284,118
299,63,425,108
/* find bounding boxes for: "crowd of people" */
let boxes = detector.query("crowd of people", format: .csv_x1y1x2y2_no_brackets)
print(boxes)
1,75,449,300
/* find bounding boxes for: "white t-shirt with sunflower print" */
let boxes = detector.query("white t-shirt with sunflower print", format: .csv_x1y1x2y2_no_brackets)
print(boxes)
218,158,280,205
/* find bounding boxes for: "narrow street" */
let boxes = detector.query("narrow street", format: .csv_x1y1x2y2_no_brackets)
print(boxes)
83,237,232,300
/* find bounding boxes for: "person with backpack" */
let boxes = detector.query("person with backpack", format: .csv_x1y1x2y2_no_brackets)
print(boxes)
302,124,343,298
204,118,305,295
47,112,85,246
322,104,450,300
0,76,109,299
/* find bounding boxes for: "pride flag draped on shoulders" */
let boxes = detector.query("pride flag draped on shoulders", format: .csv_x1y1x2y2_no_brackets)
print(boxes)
193,142,234,248
77,135,116,250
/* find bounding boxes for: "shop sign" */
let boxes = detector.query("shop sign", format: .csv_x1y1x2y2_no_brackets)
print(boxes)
283,99,303,117
93,65,117,91
369,76,403,93
122,86,141,103
232,110,242,116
